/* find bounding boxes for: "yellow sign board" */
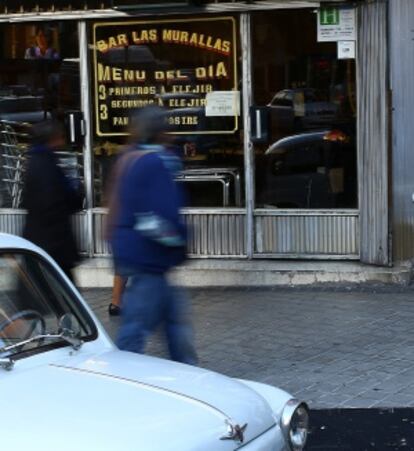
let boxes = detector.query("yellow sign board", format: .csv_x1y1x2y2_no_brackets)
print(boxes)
92,17,238,137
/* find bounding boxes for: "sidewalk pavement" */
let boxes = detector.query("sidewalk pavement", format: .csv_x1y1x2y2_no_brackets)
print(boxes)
82,286,414,409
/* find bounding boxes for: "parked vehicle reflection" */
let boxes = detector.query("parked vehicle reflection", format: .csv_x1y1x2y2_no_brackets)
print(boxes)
257,129,357,209
268,88,339,135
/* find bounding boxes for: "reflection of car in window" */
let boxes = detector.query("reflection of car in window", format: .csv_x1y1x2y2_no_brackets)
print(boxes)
258,130,357,209
267,88,339,134
0,91,50,123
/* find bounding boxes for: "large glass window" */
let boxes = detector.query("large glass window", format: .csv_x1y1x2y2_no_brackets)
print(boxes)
253,10,357,209
0,22,84,209
90,16,244,208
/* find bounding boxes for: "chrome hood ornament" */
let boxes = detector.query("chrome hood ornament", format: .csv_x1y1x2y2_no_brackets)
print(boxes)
220,420,248,443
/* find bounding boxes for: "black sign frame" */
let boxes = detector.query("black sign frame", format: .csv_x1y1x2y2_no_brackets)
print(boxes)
92,16,239,137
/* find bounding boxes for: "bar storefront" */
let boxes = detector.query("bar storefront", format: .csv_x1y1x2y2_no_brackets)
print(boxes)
0,1,391,266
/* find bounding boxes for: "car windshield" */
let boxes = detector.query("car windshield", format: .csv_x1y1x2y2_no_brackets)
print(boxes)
0,251,95,357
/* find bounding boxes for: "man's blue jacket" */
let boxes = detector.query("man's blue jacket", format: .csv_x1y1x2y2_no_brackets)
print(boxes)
110,147,187,275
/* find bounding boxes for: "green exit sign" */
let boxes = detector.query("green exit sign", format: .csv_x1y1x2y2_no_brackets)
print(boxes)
319,7,340,26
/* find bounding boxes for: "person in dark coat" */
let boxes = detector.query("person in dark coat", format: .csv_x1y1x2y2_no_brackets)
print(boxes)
22,120,83,282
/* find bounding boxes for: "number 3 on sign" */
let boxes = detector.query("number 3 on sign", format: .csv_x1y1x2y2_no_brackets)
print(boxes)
100,104,108,120
98,85,107,100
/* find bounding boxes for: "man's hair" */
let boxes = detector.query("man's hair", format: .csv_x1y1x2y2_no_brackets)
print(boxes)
129,106,169,144
31,120,65,147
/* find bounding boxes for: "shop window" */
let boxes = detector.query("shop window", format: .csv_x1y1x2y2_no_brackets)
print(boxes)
253,10,357,210
0,22,83,209
90,16,244,208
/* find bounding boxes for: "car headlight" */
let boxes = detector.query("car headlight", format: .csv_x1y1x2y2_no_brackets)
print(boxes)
280,399,309,450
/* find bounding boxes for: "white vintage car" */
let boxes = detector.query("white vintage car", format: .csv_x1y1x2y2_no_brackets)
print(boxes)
0,233,309,451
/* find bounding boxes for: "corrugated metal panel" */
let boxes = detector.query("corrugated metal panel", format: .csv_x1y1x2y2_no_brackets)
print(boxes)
94,210,110,255
389,0,414,262
72,212,88,255
185,209,246,257
0,210,88,254
92,209,246,257
0,210,25,235
254,210,359,258
357,0,390,265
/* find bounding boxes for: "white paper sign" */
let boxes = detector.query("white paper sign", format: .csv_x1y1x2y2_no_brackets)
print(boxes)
317,8,356,42
337,41,356,59
205,91,240,117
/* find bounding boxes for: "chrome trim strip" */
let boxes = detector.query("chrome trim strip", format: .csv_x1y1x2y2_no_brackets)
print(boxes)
0,208,26,214
253,253,360,260
79,21,95,257
69,113,75,144
254,209,359,216
241,12,254,259
2,208,358,216
91,207,247,215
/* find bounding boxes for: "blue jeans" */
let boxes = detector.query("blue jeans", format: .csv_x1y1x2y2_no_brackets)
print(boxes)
116,272,198,365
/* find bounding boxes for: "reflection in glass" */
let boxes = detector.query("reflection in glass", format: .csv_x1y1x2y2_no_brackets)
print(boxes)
91,17,244,208
253,10,357,209
0,22,84,209
24,25,60,60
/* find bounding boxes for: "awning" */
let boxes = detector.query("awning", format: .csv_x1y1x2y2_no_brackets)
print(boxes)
0,0,361,22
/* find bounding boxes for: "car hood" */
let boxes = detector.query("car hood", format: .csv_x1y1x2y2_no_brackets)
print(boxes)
1,350,278,451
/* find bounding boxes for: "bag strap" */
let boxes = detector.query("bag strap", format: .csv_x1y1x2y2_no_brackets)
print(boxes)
105,150,154,241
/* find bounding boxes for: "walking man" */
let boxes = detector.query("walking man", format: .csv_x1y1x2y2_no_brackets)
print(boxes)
108,106,197,365
22,120,83,283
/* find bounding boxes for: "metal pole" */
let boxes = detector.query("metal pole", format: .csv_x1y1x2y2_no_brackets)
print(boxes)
240,13,254,258
78,21,94,258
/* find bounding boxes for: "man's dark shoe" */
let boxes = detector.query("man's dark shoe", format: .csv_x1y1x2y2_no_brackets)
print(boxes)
108,303,121,316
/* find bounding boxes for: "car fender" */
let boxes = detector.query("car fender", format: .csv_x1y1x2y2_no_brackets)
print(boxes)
236,379,293,420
